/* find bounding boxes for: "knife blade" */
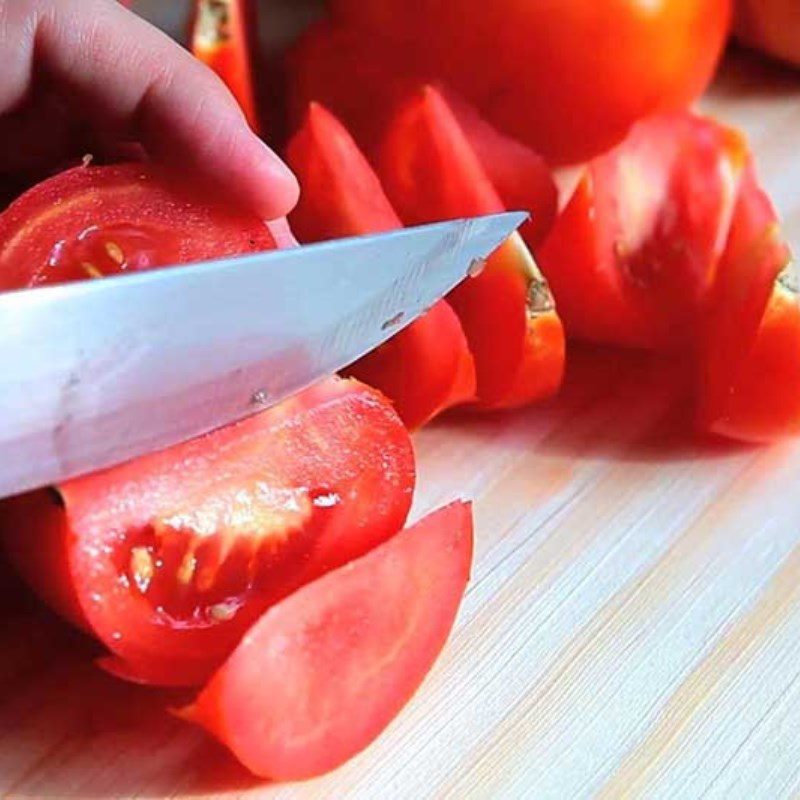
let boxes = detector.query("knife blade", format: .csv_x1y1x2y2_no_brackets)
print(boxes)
0,211,525,498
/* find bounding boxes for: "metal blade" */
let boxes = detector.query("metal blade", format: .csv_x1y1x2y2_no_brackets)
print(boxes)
0,212,525,498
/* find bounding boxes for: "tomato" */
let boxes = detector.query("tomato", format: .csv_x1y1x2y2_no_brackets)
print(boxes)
376,86,565,409
0,163,275,290
178,501,473,780
286,102,476,428
1,378,415,686
538,113,746,351
316,0,732,165
286,21,558,248
697,159,799,442
190,0,261,133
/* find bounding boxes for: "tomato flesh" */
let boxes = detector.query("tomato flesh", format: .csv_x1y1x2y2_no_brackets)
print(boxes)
286,101,476,428
538,113,745,351
1,379,415,686
0,163,275,290
179,501,473,780
376,86,565,409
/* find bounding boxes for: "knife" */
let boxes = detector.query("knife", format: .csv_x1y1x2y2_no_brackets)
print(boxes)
0,211,526,499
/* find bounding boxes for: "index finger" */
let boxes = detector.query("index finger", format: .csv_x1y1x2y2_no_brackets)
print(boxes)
2,0,298,219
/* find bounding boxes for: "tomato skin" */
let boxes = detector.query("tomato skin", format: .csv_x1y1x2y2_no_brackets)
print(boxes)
538,112,745,351
376,86,565,408
286,102,477,428
0,378,415,686
0,163,275,290
179,501,473,780
319,0,732,164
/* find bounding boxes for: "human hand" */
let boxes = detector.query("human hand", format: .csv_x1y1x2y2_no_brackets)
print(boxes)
0,0,298,218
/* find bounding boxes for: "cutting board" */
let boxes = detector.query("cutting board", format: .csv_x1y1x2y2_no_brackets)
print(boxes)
1,50,799,800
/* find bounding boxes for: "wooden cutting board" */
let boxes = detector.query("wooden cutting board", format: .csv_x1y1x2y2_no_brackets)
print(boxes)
1,51,799,800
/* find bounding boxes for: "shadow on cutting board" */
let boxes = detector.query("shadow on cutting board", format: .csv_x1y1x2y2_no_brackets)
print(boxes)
0,566,264,799
437,342,758,466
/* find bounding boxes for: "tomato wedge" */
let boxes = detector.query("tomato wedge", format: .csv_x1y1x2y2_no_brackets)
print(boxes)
376,86,565,409
190,0,261,133
178,501,473,780
0,163,276,290
1,379,415,686
286,102,476,428
537,112,745,351
697,158,799,442
286,22,558,248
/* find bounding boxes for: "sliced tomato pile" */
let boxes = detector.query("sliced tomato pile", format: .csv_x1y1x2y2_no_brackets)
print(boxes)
286,102,476,429
375,86,566,410
286,22,558,249
537,111,799,443
180,501,473,780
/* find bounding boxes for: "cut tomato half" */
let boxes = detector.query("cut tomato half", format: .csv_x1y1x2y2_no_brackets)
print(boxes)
0,163,276,290
697,158,799,442
190,0,261,133
376,86,565,409
1,379,415,686
178,501,473,780
537,112,746,351
286,102,476,428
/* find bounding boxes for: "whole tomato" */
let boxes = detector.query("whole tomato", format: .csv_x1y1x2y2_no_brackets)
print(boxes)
326,0,733,164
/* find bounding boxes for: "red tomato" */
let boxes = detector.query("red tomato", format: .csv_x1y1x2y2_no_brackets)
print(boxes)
286,21,558,248
377,86,565,409
0,163,275,290
697,159,799,442
319,0,732,164
178,501,473,780
190,0,262,134
1,379,415,686
286,102,476,428
538,113,746,351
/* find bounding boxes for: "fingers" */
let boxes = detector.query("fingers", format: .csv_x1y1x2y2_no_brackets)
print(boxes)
1,0,298,219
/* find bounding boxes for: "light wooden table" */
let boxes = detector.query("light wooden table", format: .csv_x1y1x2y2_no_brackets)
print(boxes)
1,51,799,800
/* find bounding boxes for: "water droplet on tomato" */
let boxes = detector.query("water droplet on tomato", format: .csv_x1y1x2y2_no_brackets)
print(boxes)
311,490,341,509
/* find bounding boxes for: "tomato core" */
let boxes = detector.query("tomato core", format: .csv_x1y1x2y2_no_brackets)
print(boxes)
44,224,182,284
120,485,343,629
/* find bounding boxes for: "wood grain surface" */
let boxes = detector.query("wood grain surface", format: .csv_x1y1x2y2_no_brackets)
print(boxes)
1,51,799,800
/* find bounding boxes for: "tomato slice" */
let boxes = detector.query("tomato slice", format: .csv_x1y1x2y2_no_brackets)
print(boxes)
697,158,798,442
178,501,473,780
538,112,746,351
286,22,557,248
440,89,558,250
286,102,476,429
0,163,275,290
1,378,415,686
376,86,565,409
190,0,261,133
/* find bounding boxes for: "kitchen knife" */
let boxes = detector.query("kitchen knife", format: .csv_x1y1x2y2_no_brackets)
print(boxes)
0,211,525,498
